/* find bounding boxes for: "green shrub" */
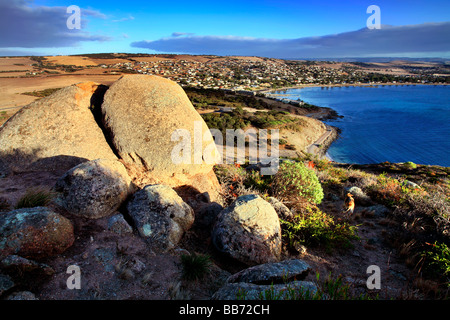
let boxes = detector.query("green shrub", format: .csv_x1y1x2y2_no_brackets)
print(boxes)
272,161,324,205
15,188,54,209
281,206,358,250
404,161,417,169
243,170,272,193
180,253,212,281
422,241,450,286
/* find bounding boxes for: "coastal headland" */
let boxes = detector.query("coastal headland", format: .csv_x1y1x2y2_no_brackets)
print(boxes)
0,56,448,301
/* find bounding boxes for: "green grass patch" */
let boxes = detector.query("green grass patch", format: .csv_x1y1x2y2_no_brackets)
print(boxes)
421,241,450,286
15,188,55,209
180,253,212,281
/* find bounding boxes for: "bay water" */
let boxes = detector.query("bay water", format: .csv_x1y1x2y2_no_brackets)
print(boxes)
272,85,450,166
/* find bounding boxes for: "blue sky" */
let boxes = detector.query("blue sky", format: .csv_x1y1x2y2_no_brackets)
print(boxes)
1,0,449,58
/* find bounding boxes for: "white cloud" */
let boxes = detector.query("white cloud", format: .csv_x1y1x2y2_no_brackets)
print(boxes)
132,22,450,58
0,0,111,48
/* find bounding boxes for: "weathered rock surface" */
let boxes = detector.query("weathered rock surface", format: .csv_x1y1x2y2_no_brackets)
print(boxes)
0,82,117,173
212,194,282,266
55,159,133,219
267,197,294,220
0,207,74,259
127,184,194,251
6,291,38,300
0,255,55,276
107,213,133,235
0,273,15,296
227,259,311,284
212,281,317,300
101,75,221,201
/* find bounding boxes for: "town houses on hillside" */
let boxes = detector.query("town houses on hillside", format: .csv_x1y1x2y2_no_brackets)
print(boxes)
102,56,448,90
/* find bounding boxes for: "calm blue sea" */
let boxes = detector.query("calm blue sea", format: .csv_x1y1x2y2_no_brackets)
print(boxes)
273,85,450,167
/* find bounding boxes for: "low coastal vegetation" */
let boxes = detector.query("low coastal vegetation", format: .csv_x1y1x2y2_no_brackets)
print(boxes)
21,88,62,98
187,87,318,132
214,162,357,252
214,157,450,298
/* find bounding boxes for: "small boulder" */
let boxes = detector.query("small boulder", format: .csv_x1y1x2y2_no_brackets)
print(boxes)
0,207,74,260
227,259,311,284
6,291,38,300
127,184,194,251
212,194,282,266
55,159,133,219
107,214,133,235
402,180,421,189
267,197,294,220
212,281,317,300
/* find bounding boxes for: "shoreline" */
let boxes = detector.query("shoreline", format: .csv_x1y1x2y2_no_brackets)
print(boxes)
260,82,449,163
305,125,339,161
258,81,449,94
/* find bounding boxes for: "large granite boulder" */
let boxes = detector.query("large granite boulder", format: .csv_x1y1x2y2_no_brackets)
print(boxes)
101,75,221,201
0,82,117,173
212,194,282,266
127,184,194,251
55,159,133,219
0,207,74,260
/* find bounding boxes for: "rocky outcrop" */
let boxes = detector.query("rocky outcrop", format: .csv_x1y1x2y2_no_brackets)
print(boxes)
212,194,282,266
101,75,221,201
55,159,134,219
0,82,117,173
0,75,222,204
127,184,194,251
0,207,74,260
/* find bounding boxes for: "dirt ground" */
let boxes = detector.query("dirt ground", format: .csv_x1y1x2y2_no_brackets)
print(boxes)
0,162,425,300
